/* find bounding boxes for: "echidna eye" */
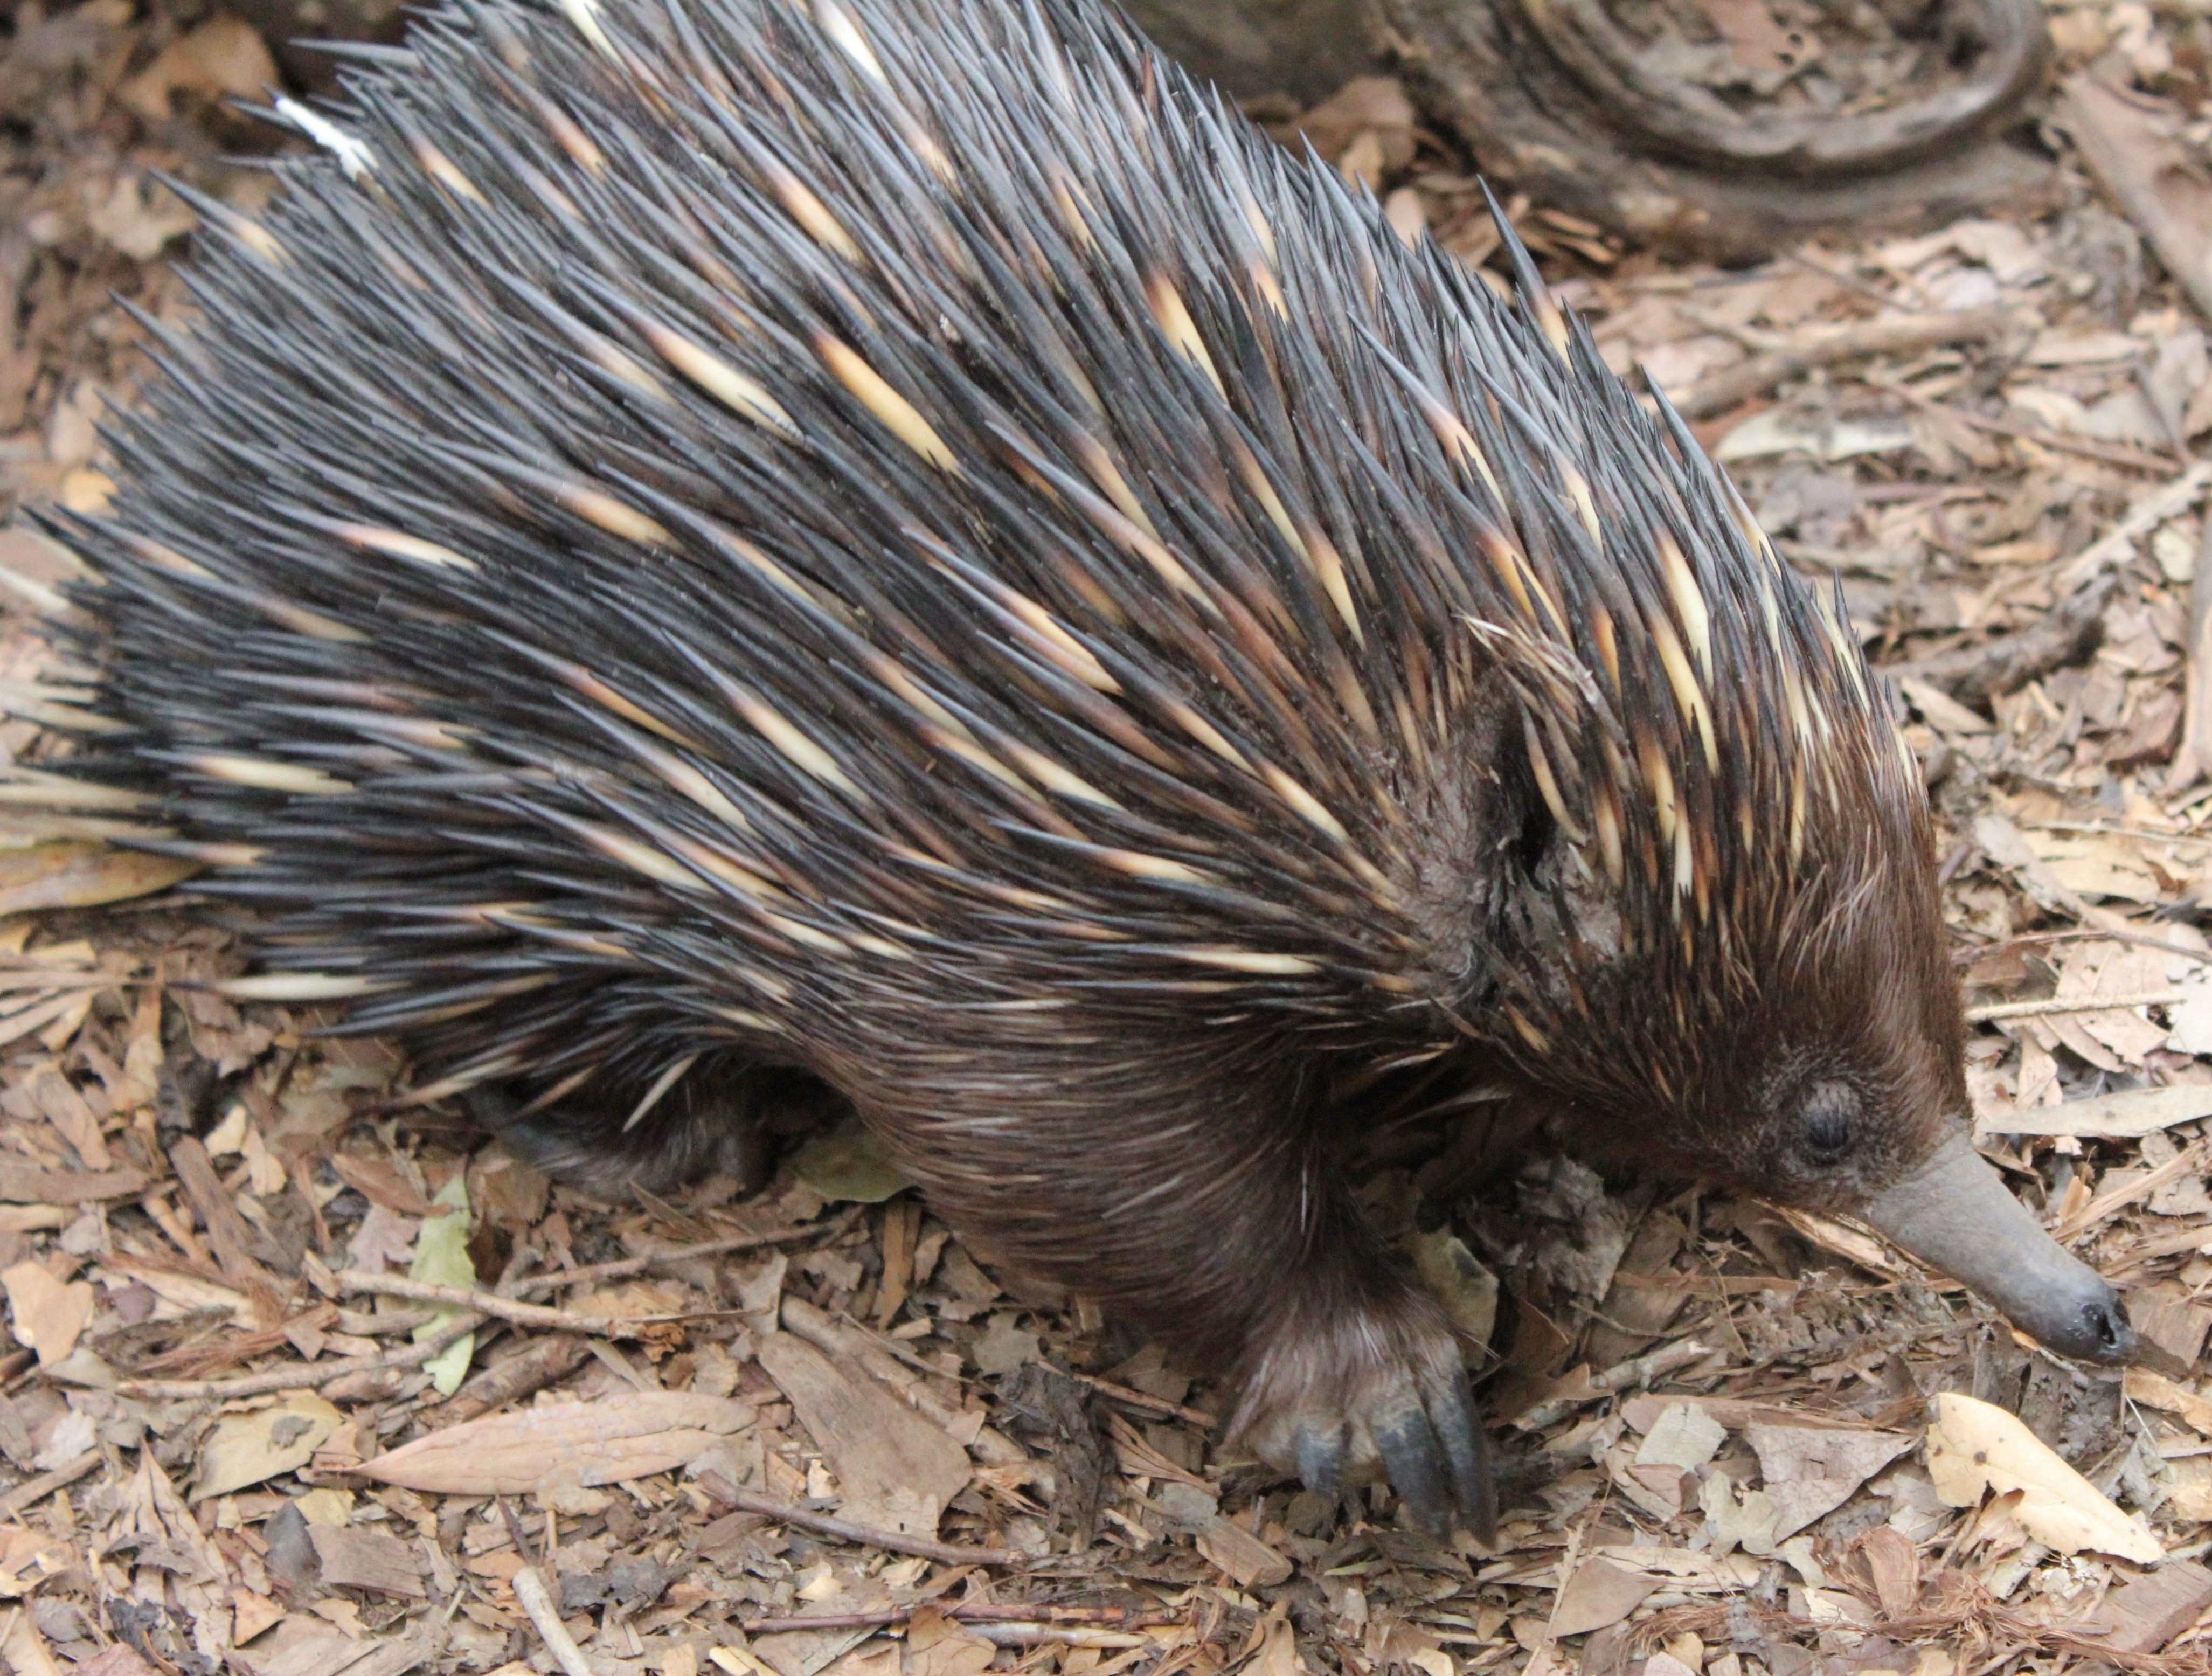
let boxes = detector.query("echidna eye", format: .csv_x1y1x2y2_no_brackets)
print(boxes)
1799,1080,1857,1165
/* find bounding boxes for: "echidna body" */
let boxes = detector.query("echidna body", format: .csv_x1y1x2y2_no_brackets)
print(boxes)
59,0,2127,1535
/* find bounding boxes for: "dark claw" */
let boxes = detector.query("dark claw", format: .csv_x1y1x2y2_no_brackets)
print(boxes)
1375,1406,1451,1536
1294,1426,1343,1500
1426,1366,1496,1545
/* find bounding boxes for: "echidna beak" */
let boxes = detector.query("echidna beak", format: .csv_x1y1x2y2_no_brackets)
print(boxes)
1858,1130,2135,1366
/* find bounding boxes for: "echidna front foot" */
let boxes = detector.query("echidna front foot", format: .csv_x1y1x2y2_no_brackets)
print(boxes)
1234,1286,1494,1543
473,1058,847,1197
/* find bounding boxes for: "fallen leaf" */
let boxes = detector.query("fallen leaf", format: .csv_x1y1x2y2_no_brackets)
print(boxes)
195,1394,343,1500
1745,1424,1913,1538
1194,1513,1292,1588
970,1312,1039,1376
308,1525,423,1599
903,1609,995,1676
2076,1560,2212,1654
2126,1367,2212,1435
1634,1403,1727,1472
1,1262,92,1366
355,1391,752,1493
115,16,279,123
1550,1556,1659,1637
343,1203,417,1271
410,1172,474,1397
0,844,195,915
0,1529,70,1596
787,1115,909,1203
1926,1391,2163,1562
233,1591,286,1645
1410,1227,1499,1347
1984,1083,2212,1139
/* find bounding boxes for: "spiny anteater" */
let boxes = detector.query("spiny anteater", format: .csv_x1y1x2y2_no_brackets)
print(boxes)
48,0,2129,1540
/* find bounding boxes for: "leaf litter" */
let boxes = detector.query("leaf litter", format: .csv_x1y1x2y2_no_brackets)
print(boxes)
2,1,2212,1674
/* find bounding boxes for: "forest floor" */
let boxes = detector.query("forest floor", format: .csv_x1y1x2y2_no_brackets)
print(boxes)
2,2,2212,1674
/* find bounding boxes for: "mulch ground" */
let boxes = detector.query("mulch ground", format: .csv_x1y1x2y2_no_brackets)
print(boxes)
2,3,2212,1674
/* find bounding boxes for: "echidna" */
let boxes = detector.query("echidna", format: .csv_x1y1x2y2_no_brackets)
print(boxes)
51,0,2128,1539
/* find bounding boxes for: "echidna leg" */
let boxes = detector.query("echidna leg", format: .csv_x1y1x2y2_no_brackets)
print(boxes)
848,1041,1495,1540
474,1057,847,1197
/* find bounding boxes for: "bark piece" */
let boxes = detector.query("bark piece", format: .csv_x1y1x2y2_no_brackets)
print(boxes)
757,1332,970,1537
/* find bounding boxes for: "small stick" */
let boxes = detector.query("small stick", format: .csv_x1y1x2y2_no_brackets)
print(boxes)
697,1472,1024,1568
1064,1370,1215,1428
111,1312,482,1400
434,1334,592,1427
0,1449,98,1518
2056,1138,2212,1241
1513,1339,1714,1432
509,1209,861,1297
1672,308,2008,421
1871,377,2182,474
1968,989,2192,1022
735,1607,1176,1635
336,1269,695,1335
499,1497,593,1676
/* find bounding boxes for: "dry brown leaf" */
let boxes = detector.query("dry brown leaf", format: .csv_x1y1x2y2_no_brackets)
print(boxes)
115,16,279,124
1926,1391,2163,1562
2125,1366,2212,1435
232,1590,286,1646
1,1606,67,1676
355,1390,752,1494
902,1609,995,1676
0,1530,70,1597
1,1261,92,1366
1550,1557,1660,1637
0,843,194,915
194,1393,343,1500
1745,1424,1913,1538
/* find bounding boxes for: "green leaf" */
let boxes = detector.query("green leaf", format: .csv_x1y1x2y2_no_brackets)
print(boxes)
787,1114,908,1203
412,1171,476,1396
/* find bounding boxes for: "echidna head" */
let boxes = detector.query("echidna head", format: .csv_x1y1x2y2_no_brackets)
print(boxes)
1453,567,2131,1365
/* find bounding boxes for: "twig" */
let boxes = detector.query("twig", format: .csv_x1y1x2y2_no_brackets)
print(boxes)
494,1495,591,1676
1871,377,2182,473
433,1334,591,1427
1883,572,2116,704
0,1449,98,1518
2055,460,2212,586
1672,308,2008,421
509,1210,861,1297
1967,989,2192,1022
2056,1138,2212,1240
1513,1339,1714,1432
734,1607,1176,1635
1063,1370,1215,1428
108,1312,482,1400
336,1270,700,1335
511,1564,593,1676
697,1471,1025,1567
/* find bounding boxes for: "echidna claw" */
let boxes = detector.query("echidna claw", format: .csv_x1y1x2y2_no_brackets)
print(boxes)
1294,1426,1344,1501
1375,1406,1451,1537
1429,1365,1497,1542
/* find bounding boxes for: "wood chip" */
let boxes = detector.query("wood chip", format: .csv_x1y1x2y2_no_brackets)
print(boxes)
2077,1560,2212,1653
755,1332,969,1538
308,1525,425,1599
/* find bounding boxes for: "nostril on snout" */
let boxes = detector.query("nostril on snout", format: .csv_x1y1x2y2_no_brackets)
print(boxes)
2086,1297,2136,1363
